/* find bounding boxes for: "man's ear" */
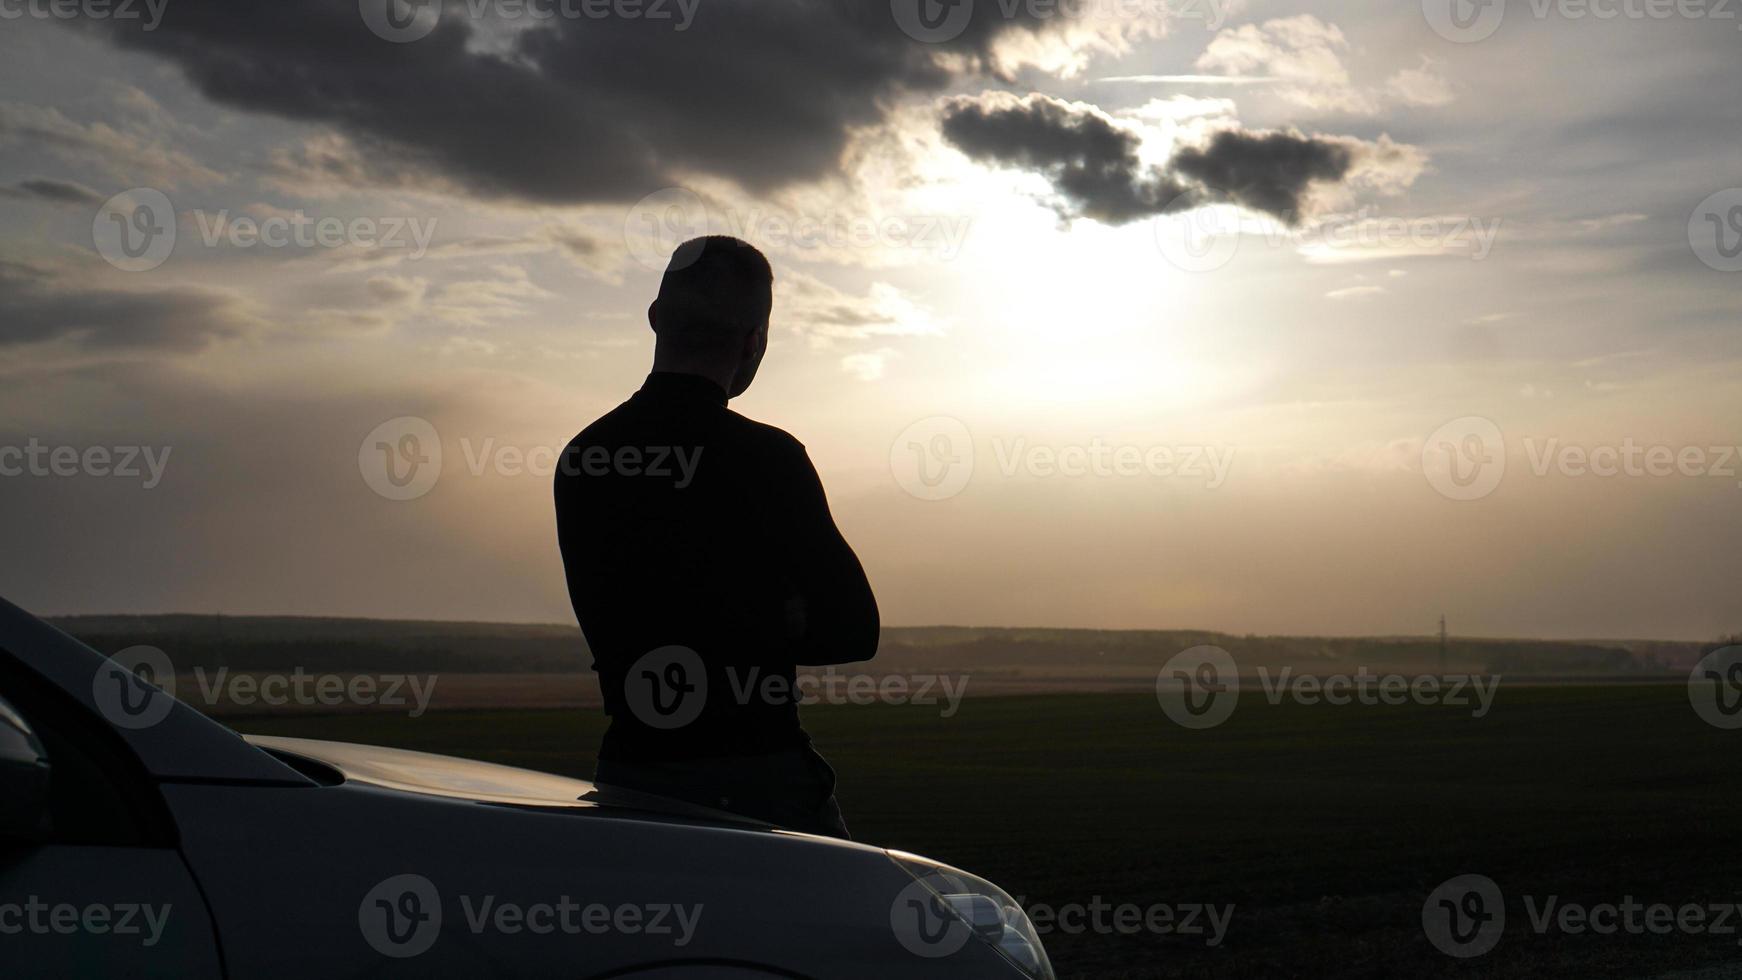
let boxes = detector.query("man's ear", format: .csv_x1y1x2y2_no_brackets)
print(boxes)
647,300,659,334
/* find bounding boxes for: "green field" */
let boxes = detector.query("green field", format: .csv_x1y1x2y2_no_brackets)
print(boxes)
237,687,1742,979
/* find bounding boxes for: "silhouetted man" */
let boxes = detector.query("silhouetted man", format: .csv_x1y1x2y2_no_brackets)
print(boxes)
555,236,879,839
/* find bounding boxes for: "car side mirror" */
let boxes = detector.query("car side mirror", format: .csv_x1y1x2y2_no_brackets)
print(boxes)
0,693,51,841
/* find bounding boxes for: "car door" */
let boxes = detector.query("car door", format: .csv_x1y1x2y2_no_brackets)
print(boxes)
0,650,223,978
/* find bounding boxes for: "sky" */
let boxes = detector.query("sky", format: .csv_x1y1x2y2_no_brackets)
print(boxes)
0,0,1738,640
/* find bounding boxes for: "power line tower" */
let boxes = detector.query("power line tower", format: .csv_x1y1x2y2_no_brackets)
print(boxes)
1439,614,1448,676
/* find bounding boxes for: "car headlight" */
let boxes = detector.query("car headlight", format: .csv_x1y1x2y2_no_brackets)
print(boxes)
886,850,1056,980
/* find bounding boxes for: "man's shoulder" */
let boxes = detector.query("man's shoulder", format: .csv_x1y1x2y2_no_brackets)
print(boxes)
560,401,632,452
554,402,805,480
727,411,805,456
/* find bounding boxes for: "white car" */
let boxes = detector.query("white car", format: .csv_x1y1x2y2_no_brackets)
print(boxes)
0,596,1054,978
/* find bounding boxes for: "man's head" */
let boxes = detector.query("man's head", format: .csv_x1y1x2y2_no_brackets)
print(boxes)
648,236,773,398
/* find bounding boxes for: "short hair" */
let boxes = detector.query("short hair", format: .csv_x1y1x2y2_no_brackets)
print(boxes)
654,236,773,353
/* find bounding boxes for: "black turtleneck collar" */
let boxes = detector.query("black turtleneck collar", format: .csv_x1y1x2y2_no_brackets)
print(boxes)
638,371,728,406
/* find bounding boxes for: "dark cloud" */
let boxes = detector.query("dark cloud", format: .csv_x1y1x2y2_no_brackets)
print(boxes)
0,179,105,205
941,93,1361,225
81,0,1077,204
939,93,1196,223
1171,130,1353,219
0,261,253,351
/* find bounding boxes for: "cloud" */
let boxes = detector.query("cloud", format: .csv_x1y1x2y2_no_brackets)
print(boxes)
1097,74,1280,86
776,271,942,344
79,0,1108,205
0,178,104,205
1196,15,1364,110
940,92,1408,225
0,260,255,352
1325,285,1384,300
1170,129,1356,220
840,347,898,381
0,102,223,187
427,265,555,327
1128,95,1239,122
539,222,627,282
1194,16,1454,115
365,274,428,306
940,93,1198,223
1386,63,1456,108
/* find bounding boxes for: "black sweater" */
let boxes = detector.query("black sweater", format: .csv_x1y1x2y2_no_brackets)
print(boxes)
555,372,880,761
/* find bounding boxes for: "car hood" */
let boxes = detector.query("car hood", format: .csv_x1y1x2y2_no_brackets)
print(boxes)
244,733,770,828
